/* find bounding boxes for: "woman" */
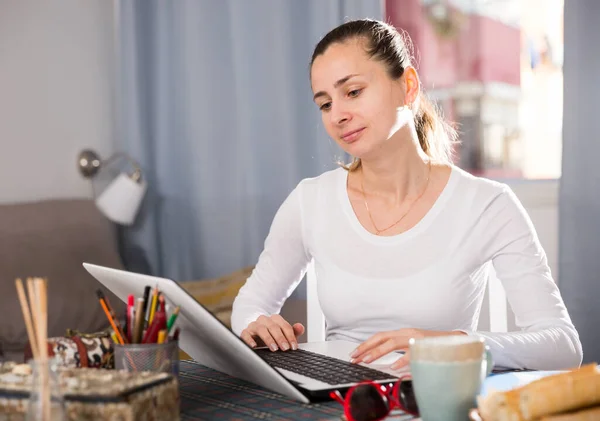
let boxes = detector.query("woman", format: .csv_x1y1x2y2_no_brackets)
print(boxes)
231,19,582,371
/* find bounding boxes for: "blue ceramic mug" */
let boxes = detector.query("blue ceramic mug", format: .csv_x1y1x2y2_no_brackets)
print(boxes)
407,335,493,421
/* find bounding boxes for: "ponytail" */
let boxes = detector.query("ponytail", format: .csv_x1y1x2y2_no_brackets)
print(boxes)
414,94,457,165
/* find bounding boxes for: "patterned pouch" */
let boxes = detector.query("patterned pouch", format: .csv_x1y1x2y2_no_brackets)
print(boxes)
24,329,114,369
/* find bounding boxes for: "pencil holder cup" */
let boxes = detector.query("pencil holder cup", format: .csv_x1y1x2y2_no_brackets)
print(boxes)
113,341,179,376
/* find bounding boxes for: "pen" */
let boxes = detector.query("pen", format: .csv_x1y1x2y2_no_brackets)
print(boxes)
123,308,128,343
127,295,134,343
143,295,167,344
172,327,180,341
99,290,128,343
166,306,180,333
141,286,151,325
148,286,159,325
96,290,126,345
132,298,145,343
157,329,167,344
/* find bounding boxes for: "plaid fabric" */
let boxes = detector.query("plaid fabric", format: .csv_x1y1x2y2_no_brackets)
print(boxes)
178,360,415,421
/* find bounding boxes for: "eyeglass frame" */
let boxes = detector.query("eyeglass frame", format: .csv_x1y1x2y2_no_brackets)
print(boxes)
329,374,418,421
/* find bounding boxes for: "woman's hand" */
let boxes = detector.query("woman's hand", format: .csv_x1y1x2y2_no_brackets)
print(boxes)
350,329,466,369
240,314,305,352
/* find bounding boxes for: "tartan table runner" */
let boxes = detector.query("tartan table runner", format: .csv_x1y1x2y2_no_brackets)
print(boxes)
178,360,416,420
179,360,340,420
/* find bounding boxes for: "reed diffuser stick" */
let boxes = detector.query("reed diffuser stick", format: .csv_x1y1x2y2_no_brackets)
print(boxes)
16,277,52,421
27,278,39,350
35,278,50,421
15,278,39,360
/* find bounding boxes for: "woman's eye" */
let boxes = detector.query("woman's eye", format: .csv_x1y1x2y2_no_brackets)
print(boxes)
319,102,332,111
348,89,362,98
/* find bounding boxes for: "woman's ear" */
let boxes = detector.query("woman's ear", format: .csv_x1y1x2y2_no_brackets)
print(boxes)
403,67,421,105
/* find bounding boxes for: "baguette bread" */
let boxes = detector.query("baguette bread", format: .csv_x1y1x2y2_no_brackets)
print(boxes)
539,405,600,421
520,366,600,420
477,364,600,421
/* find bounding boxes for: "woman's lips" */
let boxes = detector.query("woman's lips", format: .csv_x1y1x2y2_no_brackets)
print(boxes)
341,128,365,143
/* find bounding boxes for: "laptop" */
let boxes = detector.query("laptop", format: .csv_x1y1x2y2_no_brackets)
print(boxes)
83,263,403,403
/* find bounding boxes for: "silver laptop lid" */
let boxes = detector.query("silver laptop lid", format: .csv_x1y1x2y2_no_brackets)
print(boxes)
82,263,310,403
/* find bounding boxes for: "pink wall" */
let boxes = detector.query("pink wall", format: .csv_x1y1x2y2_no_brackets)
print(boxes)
477,16,520,85
386,0,520,88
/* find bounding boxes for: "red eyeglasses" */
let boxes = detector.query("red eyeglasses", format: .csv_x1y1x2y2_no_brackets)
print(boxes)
330,374,418,421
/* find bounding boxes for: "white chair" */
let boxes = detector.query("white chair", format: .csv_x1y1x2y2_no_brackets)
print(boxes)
305,260,508,342
306,260,327,342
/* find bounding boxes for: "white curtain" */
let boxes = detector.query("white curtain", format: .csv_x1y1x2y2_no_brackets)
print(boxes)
559,0,600,363
114,0,383,282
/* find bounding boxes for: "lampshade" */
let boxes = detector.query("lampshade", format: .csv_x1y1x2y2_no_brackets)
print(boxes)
95,172,147,225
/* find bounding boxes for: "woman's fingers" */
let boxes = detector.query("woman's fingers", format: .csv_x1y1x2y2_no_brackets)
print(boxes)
351,330,415,364
391,350,411,370
254,323,280,351
271,314,296,350
243,315,304,352
292,323,305,337
351,332,395,362
240,329,257,348
353,338,400,363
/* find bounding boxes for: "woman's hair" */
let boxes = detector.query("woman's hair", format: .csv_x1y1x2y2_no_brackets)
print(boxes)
310,19,457,171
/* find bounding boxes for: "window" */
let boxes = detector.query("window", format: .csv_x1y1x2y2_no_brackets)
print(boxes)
386,0,564,179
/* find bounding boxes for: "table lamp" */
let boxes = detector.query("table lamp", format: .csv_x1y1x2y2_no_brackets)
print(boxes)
77,149,147,225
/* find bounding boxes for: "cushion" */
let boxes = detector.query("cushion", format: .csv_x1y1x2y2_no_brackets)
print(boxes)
180,266,253,328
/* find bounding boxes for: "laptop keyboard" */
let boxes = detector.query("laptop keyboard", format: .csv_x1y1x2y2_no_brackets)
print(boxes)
255,348,397,385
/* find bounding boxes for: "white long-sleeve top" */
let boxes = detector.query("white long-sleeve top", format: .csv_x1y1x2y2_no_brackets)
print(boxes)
231,166,583,370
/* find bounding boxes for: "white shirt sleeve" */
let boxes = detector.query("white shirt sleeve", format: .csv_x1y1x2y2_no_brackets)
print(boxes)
231,184,311,336
468,187,583,370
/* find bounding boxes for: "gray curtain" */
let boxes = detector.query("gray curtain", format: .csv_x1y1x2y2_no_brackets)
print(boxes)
559,0,600,363
114,0,383,282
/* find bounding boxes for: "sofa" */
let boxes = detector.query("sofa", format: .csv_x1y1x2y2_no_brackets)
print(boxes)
0,198,251,362
0,199,127,362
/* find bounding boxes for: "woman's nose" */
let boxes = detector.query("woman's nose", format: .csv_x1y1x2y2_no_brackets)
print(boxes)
330,105,352,126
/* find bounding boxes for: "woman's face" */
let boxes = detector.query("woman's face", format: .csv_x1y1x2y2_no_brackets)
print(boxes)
311,40,414,159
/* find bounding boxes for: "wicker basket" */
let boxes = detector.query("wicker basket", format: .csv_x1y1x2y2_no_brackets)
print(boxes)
0,363,179,421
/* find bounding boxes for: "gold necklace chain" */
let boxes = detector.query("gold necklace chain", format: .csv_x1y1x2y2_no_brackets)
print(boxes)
360,160,432,236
